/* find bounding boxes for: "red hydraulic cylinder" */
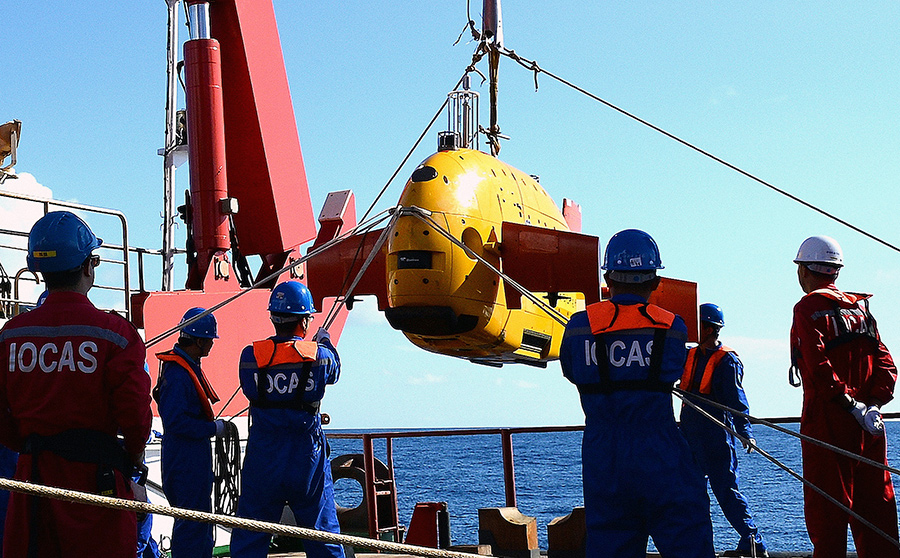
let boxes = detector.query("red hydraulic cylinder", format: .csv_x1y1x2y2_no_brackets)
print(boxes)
184,37,230,289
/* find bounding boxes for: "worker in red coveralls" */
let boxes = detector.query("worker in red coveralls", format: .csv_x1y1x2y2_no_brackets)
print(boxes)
154,307,225,558
791,235,900,558
0,211,152,557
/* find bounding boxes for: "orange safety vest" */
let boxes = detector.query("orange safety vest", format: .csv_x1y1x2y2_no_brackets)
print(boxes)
251,339,321,413
680,345,736,395
252,339,318,367
586,300,676,334
580,301,677,394
153,350,220,421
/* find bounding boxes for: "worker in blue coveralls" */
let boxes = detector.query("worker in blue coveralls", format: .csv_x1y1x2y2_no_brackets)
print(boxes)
153,308,225,558
679,303,768,557
560,229,715,558
230,280,343,558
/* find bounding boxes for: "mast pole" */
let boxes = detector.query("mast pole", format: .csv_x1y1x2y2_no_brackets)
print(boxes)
161,0,181,291
483,0,503,155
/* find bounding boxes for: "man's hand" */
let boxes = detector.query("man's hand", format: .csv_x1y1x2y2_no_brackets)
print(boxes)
864,405,885,436
313,327,331,343
741,437,756,454
849,399,884,435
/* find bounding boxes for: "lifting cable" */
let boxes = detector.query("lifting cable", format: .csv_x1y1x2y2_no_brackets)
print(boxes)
356,72,468,226
492,46,900,255
209,208,400,424
0,475,490,558
674,388,900,549
320,208,402,331
143,208,394,349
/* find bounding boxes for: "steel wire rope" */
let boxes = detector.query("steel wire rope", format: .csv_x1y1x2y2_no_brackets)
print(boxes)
675,387,900,476
406,207,570,326
0,476,489,558
492,46,900,255
157,210,394,422
320,208,402,332
674,389,900,549
143,208,394,349
320,46,489,326
354,39,484,228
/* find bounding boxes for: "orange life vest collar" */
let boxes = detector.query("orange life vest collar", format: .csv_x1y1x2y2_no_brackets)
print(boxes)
806,287,871,306
680,345,736,395
155,350,220,421
586,301,675,335
252,339,318,368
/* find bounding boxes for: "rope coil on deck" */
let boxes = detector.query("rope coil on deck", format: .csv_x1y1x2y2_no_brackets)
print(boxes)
0,476,489,558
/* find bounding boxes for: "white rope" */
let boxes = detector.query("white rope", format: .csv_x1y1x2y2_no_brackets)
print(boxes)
0,476,488,558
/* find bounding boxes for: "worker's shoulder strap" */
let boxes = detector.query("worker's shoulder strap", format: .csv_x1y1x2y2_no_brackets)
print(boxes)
807,289,880,352
252,339,318,368
579,302,676,395
586,301,675,334
153,350,218,421
680,345,736,395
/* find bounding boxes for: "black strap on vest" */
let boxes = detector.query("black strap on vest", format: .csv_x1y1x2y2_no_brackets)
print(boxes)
254,361,320,414
822,298,879,352
578,328,672,394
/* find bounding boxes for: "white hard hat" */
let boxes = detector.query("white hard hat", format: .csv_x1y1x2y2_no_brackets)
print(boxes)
794,235,843,274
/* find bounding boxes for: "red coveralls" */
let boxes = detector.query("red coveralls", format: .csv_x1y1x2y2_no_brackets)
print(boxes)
791,285,899,558
0,291,152,558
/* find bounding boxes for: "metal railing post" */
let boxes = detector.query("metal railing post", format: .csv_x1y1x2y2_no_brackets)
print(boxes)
362,434,378,539
501,428,517,508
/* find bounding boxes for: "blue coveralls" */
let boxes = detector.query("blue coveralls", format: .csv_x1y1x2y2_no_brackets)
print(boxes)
680,344,765,553
230,335,344,558
560,294,714,558
156,346,217,558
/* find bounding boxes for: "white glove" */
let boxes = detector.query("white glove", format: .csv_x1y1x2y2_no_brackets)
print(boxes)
313,327,331,343
849,399,868,429
863,405,885,436
214,419,226,437
741,438,756,454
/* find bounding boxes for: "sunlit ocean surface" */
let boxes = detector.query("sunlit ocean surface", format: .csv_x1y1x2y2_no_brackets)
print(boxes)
328,421,900,553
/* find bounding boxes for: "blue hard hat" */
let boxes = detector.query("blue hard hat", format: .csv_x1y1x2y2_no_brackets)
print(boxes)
27,211,103,273
602,229,663,283
699,303,725,328
269,281,316,315
179,307,219,339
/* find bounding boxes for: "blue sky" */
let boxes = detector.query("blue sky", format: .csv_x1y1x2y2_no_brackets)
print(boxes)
4,1,900,428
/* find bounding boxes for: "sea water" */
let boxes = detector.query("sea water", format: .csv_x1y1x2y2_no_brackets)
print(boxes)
328,421,900,553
